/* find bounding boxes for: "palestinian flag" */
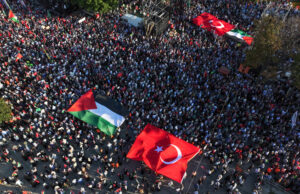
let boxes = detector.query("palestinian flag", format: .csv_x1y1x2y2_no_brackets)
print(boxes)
8,10,19,23
68,89,128,136
226,29,253,45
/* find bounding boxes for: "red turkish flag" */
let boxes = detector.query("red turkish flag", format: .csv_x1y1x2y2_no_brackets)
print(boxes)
193,12,235,36
127,124,200,183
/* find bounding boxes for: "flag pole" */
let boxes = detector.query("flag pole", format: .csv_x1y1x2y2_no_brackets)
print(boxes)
1,0,12,10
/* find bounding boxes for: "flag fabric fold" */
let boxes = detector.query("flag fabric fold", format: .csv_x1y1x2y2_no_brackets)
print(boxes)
68,89,128,135
127,124,200,183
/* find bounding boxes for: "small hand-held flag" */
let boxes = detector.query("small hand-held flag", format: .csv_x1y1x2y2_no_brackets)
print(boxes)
127,124,200,183
15,53,23,62
8,10,19,23
291,111,298,129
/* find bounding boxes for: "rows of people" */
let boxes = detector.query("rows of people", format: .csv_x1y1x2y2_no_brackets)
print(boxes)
0,0,299,193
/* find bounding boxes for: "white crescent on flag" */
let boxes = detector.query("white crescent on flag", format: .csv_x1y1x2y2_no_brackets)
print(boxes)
209,20,224,28
160,144,182,165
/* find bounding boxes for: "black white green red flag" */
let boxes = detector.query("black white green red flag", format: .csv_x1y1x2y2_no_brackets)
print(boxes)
226,29,253,45
68,89,128,136
8,10,18,23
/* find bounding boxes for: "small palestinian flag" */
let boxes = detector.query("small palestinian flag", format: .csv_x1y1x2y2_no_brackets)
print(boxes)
8,10,19,23
226,29,253,45
68,89,128,136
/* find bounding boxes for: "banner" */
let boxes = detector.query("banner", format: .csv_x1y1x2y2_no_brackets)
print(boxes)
78,17,86,24
291,111,298,129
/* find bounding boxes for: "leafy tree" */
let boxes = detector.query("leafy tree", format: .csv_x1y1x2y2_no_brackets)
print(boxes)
0,98,12,124
244,16,283,69
245,14,300,88
71,0,119,13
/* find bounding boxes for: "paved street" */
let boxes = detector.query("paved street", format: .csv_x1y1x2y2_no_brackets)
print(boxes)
0,145,293,194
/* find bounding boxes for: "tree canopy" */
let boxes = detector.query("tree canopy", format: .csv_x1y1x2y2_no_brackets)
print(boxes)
244,15,300,88
71,0,119,13
0,98,12,124
244,16,283,69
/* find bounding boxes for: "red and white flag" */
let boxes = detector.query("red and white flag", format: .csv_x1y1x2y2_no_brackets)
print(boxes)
193,12,235,36
127,124,200,183
15,53,23,62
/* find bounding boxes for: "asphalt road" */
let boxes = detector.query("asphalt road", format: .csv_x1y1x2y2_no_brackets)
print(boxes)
0,145,292,194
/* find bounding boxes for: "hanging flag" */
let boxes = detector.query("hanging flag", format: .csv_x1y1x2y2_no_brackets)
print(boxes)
192,12,234,36
8,10,19,23
226,29,253,45
15,53,23,61
68,89,128,136
291,111,298,129
127,124,200,183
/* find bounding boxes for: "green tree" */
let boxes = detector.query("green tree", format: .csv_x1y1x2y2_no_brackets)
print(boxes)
245,15,300,88
0,98,12,124
71,0,119,13
244,16,283,69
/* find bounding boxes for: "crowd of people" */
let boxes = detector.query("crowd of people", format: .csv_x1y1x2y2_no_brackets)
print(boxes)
0,0,299,193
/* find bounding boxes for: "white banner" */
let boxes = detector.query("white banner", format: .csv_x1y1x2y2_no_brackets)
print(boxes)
291,111,298,128
78,17,86,24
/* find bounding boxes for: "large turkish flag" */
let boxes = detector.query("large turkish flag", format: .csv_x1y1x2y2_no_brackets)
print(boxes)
193,12,235,36
127,124,200,183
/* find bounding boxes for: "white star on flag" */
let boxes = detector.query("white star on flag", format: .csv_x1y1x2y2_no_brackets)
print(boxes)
154,146,163,153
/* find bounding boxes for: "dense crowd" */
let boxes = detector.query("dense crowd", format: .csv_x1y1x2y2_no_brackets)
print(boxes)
0,0,299,193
